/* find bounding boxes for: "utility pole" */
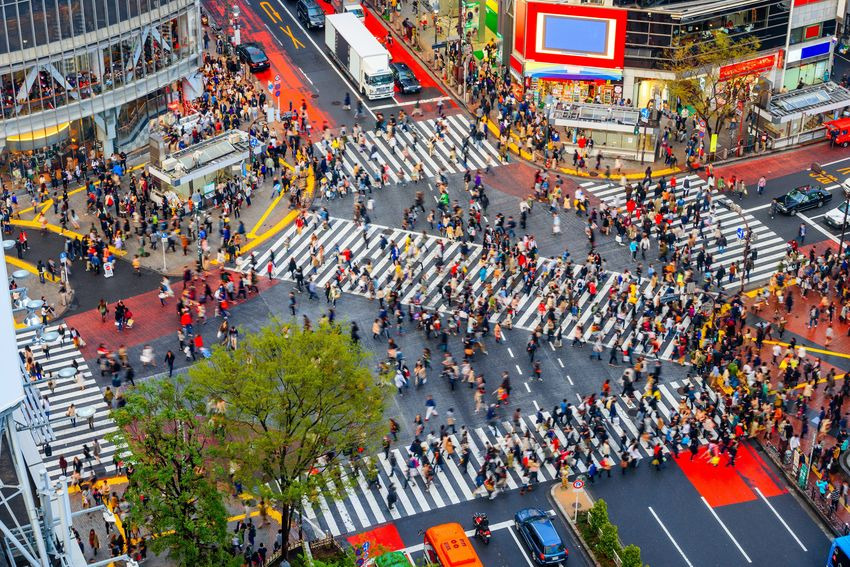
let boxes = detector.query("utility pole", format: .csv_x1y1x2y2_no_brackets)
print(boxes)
726,201,750,293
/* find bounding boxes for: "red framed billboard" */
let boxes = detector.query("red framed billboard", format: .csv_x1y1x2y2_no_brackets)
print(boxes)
516,3,626,69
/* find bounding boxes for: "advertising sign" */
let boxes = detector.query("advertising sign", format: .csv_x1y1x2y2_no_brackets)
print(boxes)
719,54,777,81
516,3,626,69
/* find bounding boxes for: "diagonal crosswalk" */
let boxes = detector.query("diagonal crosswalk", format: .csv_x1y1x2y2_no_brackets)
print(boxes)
246,217,718,362
578,174,788,289
299,376,723,537
315,114,501,185
17,326,119,480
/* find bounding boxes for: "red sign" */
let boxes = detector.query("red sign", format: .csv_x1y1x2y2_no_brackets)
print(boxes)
719,54,776,81
517,3,626,70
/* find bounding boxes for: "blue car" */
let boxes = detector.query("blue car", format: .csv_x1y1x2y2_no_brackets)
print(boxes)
514,508,568,565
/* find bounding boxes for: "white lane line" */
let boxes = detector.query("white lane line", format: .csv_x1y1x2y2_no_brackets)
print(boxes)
743,202,773,213
274,0,377,120
399,519,518,554
797,212,840,243
549,342,555,351
371,96,452,110
508,527,537,567
557,358,564,368
701,497,752,563
754,488,808,552
533,400,540,410
821,155,850,167
515,364,523,375
648,507,695,567
524,382,531,392
508,348,515,358
567,375,574,385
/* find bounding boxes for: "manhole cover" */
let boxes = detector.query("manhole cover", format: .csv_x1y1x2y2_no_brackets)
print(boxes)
311,94,320,99
676,386,686,395
626,408,638,417
588,171,599,177
331,101,341,106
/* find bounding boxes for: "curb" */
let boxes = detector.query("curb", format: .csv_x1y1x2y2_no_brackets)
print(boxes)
548,484,602,567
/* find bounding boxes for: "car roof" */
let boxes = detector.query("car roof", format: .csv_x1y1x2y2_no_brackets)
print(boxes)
391,62,412,72
528,516,562,545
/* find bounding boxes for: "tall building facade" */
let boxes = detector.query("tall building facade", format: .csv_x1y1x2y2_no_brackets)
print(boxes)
505,0,840,109
0,0,202,164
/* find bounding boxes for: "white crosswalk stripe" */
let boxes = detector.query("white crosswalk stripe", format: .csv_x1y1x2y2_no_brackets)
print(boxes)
302,377,713,535
17,325,119,481
580,174,788,289
314,115,501,187
248,217,715,362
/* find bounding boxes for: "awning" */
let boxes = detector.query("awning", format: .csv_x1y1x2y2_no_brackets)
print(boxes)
181,71,206,101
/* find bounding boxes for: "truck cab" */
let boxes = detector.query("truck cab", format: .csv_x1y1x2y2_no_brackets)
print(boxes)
332,0,364,19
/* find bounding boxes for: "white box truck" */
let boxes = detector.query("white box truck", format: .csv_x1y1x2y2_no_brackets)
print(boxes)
325,13,394,100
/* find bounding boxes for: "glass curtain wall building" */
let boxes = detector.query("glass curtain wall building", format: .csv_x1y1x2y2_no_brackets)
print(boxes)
0,0,201,176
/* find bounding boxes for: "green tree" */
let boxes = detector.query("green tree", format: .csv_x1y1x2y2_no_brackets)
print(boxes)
190,321,389,558
620,544,644,567
597,522,621,560
666,31,760,135
588,499,609,533
107,378,238,567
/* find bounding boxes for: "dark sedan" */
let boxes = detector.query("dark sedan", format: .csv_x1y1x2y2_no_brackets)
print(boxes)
390,62,421,94
236,43,270,73
514,508,568,565
773,185,832,215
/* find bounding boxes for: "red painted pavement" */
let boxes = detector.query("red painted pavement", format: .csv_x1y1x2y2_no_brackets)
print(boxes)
712,143,850,183
673,441,785,507
207,0,336,128
315,3,444,93
64,270,277,358
347,523,405,553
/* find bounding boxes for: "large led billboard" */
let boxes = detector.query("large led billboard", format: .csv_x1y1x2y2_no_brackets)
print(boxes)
514,2,626,69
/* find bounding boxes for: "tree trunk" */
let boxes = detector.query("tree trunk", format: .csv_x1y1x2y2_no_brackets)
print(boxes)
280,502,292,559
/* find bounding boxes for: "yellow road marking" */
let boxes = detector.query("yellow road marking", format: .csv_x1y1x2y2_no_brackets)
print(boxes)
246,192,287,238
9,218,128,256
280,25,305,49
211,167,315,264
18,163,145,217
260,0,282,22
5,256,59,283
762,339,850,360
483,118,679,180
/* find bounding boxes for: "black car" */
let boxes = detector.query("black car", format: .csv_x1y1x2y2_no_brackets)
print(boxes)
297,0,325,29
236,43,270,73
390,62,421,94
773,185,832,215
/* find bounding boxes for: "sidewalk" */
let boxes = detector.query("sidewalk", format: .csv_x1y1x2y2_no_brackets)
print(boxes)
365,0,841,183
63,268,278,359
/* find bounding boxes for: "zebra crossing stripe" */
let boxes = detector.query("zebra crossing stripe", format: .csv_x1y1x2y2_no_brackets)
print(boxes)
17,325,119,480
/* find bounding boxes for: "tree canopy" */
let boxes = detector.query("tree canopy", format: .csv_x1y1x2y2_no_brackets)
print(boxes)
189,320,389,551
108,378,238,567
666,31,761,134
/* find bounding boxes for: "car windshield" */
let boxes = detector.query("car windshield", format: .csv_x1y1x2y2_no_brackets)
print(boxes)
786,189,808,203
838,201,849,214
349,6,364,17
308,7,322,15
367,72,393,85
543,543,565,555
247,48,267,61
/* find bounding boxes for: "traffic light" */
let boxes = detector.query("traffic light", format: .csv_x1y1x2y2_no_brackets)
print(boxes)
634,124,640,136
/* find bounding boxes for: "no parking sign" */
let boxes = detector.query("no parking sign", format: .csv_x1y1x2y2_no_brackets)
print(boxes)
573,479,585,490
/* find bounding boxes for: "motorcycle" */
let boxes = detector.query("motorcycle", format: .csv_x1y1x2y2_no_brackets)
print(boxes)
472,512,491,545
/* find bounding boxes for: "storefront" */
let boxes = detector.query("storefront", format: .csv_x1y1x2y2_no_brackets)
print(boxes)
634,79,668,111
782,37,832,91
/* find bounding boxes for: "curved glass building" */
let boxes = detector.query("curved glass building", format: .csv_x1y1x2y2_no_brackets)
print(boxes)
0,0,202,165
